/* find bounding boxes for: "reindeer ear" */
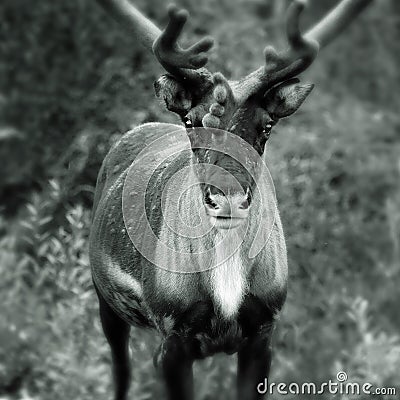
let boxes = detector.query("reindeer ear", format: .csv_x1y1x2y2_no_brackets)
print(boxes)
154,75,192,116
264,80,314,119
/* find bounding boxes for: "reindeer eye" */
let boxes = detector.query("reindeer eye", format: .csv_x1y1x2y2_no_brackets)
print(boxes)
262,122,273,137
184,116,193,129
262,123,273,133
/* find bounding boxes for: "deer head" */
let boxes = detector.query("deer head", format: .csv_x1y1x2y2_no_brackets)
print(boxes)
152,2,319,151
97,0,372,228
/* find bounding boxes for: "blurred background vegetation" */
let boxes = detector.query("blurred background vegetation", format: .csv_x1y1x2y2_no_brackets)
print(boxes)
0,0,399,399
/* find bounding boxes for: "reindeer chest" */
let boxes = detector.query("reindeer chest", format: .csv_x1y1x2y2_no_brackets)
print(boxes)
148,234,251,323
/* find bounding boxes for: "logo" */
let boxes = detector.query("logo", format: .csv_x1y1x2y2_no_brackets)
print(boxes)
122,126,277,272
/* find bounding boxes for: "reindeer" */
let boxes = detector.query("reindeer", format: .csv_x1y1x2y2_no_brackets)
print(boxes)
90,0,372,399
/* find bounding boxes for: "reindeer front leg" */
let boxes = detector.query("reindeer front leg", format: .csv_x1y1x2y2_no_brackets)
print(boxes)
237,328,273,400
96,286,132,400
237,295,276,400
158,301,213,400
160,333,194,400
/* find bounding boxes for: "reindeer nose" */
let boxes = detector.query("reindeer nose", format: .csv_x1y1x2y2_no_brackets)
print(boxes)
204,186,251,219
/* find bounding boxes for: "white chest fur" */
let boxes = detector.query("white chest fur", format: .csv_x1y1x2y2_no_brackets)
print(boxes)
209,231,249,319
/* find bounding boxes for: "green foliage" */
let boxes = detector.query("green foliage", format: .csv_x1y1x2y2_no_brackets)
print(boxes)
0,0,399,399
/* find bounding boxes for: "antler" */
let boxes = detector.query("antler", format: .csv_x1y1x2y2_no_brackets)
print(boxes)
97,0,372,101
96,0,161,51
96,0,214,86
304,0,373,48
235,0,373,102
152,5,214,85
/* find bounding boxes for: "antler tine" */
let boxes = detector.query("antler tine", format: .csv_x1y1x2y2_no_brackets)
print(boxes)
273,0,374,81
265,0,319,86
153,5,215,86
235,0,318,102
96,1,214,87
236,0,372,103
285,0,319,58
